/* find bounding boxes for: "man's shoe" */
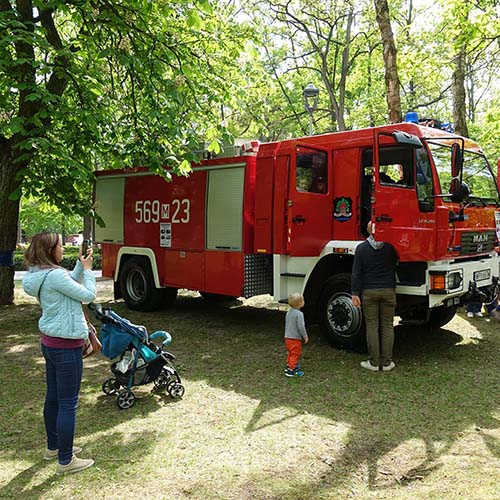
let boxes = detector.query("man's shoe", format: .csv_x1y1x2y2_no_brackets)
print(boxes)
284,368,295,377
293,369,304,377
382,361,396,372
475,312,483,318
44,446,82,460
360,360,379,372
56,455,94,475
466,312,474,318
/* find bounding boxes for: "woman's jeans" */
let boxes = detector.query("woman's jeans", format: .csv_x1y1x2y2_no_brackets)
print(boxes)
41,345,83,465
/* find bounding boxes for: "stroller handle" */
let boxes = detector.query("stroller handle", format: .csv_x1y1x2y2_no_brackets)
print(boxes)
87,302,105,320
150,330,172,347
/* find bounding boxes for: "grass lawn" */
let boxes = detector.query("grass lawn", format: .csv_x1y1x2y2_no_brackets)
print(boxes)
0,281,499,500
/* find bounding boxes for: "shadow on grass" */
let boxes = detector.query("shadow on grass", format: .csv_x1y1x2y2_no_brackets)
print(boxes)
1,296,498,498
138,295,500,495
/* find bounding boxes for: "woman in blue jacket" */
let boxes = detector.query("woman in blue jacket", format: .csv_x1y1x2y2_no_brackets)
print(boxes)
23,232,96,474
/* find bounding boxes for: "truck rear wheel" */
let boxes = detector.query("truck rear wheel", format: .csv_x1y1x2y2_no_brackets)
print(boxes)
120,258,177,311
427,305,457,329
319,273,366,351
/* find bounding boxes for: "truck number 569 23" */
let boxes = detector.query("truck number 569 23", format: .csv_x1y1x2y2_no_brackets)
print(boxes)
135,199,190,224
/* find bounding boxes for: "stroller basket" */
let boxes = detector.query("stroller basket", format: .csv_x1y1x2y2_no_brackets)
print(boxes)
111,356,165,386
87,303,185,409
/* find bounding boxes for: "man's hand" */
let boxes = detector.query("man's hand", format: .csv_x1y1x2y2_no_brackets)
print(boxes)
303,335,309,344
351,295,361,308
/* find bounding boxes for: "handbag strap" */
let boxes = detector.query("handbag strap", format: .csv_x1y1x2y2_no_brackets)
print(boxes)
82,303,90,322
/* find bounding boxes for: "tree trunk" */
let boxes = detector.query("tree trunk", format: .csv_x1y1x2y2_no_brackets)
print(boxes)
0,141,22,305
452,45,469,137
336,7,354,132
83,215,92,243
374,0,402,124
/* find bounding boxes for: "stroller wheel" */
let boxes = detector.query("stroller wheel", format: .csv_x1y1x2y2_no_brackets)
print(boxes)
102,378,120,395
117,389,136,409
167,382,185,399
153,371,170,390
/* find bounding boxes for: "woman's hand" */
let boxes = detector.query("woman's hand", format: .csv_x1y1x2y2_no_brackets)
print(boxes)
79,245,93,270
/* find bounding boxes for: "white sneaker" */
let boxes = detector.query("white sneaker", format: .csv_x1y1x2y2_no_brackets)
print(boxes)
467,312,474,318
44,446,82,460
382,361,396,372
56,455,94,475
360,360,379,371
475,312,483,318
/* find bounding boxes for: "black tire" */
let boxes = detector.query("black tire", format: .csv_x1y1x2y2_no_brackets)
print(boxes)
319,273,366,351
427,305,457,329
102,378,120,395
117,389,136,409
120,258,177,311
167,382,185,399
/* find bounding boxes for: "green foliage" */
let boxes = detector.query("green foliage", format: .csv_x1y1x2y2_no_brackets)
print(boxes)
19,197,83,238
0,0,249,217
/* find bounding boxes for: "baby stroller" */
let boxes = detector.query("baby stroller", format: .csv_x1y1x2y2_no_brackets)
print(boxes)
88,303,185,409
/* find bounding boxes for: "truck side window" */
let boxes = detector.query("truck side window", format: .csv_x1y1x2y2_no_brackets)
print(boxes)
416,147,434,212
296,147,328,194
379,151,414,187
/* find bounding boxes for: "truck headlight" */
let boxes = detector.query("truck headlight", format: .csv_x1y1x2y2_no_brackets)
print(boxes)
430,270,463,294
447,271,463,290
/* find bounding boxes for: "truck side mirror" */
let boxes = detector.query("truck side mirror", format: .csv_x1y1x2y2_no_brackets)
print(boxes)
451,143,462,178
450,178,470,203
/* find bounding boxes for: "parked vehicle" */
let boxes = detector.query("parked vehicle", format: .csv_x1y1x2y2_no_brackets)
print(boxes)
94,121,500,349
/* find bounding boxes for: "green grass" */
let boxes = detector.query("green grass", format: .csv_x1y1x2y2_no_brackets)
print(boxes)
0,285,499,500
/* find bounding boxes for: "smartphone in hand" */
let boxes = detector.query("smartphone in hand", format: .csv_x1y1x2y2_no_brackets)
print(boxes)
82,239,89,256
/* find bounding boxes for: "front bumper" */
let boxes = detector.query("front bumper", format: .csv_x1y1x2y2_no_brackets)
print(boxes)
427,255,500,308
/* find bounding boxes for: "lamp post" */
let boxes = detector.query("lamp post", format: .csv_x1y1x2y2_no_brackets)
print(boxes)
302,82,320,135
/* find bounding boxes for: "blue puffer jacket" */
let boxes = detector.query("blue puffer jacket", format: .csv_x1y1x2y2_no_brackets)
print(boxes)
22,261,97,340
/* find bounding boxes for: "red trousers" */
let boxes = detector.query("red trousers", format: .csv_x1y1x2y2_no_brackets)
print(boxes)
285,338,302,370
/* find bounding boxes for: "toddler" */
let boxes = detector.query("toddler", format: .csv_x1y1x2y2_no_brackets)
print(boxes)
284,293,309,377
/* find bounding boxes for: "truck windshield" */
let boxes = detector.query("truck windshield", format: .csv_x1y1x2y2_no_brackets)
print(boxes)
426,141,499,203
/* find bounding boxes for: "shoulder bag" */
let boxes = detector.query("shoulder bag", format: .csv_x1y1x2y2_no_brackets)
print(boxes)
82,305,102,358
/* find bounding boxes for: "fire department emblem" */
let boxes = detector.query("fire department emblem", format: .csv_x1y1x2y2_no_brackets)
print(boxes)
333,197,352,222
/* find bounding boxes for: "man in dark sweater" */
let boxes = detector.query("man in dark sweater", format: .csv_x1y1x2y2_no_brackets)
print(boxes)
352,221,398,371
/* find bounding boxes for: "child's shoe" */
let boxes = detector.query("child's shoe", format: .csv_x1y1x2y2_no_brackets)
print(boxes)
466,312,474,318
293,369,304,377
284,368,295,377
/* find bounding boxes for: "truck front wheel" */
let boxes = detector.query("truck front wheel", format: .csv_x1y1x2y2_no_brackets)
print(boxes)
120,258,177,311
427,305,457,329
319,274,366,351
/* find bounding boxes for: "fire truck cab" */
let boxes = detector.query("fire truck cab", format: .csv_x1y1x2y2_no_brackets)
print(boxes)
95,123,500,350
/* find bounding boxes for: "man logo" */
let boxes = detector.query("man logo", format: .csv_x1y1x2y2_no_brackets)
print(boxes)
472,233,488,243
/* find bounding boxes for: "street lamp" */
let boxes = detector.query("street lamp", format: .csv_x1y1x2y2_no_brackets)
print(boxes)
302,82,320,135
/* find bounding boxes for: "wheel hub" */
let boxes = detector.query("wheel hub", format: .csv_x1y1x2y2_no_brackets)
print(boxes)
126,269,146,302
326,292,362,338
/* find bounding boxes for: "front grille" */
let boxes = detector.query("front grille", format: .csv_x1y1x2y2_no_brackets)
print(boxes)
460,231,496,255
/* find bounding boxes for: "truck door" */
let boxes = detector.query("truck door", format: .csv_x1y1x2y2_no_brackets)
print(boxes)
287,145,332,256
371,133,436,261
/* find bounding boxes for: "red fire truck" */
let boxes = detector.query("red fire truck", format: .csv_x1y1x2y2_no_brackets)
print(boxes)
94,122,500,349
